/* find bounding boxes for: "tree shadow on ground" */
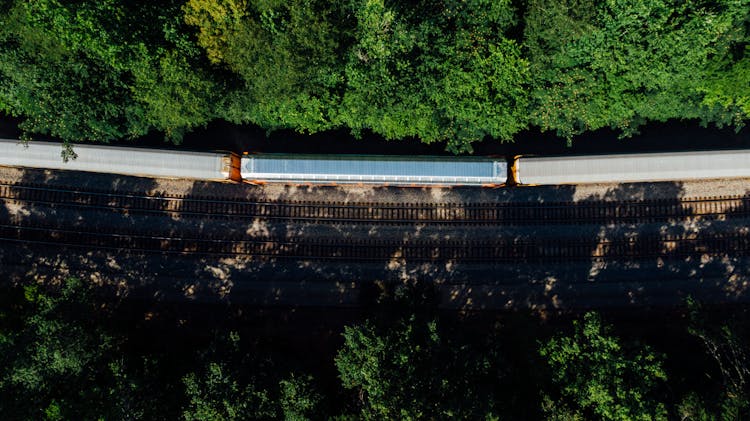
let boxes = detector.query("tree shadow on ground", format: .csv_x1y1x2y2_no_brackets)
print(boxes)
444,180,750,313
1,165,749,312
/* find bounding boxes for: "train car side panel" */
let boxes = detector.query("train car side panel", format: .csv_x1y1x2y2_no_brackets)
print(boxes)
519,150,750,185
0,139,232,180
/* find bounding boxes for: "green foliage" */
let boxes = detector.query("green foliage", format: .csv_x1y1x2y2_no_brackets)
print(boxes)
0,278,324,420
339,0,528,153
7,276,750,419
1,0,748,150
182,330,274,420
687,298,750,419
700,53,750,127
182,331,321,420
539,312,668,420
676,393,715,421
279,374,322,420
0,0,218,144
524,0,750,141
0,278,144,420
184,0,349,133
335,314,500,419
182,361,275,420
182,0,248,65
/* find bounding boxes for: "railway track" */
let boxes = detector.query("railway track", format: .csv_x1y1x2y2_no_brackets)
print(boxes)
3,181,749,263
1,182,749,226
1,223,747,263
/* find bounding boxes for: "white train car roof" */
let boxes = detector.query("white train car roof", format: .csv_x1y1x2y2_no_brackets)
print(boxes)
0,138,233,180
519,149,750,185
241,154,506,185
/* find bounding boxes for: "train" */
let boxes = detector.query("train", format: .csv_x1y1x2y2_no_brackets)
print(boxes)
2,138,750,186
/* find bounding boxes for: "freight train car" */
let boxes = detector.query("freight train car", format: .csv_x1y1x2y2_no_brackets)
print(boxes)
2,138,750,187
517,150,750,184
240,153,507,186
0,138,240,181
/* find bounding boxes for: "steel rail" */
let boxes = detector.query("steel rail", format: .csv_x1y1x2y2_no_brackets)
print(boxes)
1,223,747,263
1,182,749,226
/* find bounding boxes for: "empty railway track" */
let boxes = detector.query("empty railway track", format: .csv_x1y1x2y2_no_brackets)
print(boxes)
1,222,747,263
2,181,749,263
1,182,749,226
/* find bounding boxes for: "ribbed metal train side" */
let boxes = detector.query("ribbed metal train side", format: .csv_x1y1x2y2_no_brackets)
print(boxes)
0,138,233,180
518,150,750,185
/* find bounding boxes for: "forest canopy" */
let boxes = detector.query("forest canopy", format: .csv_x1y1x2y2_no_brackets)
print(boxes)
2,278,749,419
0,0,748,153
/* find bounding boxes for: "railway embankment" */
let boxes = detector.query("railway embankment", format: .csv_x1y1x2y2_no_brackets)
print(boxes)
1,165,749,310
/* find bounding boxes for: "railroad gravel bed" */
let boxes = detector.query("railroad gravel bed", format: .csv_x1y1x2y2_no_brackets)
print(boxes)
2,242,748,309
1,165,750,309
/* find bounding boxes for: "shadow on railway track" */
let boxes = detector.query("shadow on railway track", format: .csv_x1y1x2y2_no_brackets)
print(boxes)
1,166,750,311
488,181,750,314
0,167,159,294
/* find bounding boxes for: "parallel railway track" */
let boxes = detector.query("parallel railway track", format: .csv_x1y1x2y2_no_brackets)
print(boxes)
1,223,746,263
1,182,749,226
2,182,749,263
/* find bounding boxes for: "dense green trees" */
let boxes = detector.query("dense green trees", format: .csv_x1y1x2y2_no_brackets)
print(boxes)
524,0,750,141
0,278,323,420
335,314,501,419
182,331,321,420
0,278,141,419
1,0,747,152
336,0,528,153
183,0,350,134
686,299,750,419
4,277,750,419
0,0,218,147
540,313,668,420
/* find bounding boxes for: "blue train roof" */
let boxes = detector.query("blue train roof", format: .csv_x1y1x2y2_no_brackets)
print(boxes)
241,154,506,185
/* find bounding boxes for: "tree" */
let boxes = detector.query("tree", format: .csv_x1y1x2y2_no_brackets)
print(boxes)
539,312,668,420
686,298,750,419
181,331,321,420
335,314,500,419
0,0,218,146
182,361,275,421
524,0,750,142
0,278,147,420
339,0,529,153
700,52,750,129
279,374,322,421
184,0,350,134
